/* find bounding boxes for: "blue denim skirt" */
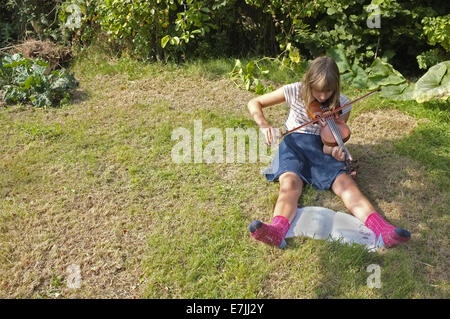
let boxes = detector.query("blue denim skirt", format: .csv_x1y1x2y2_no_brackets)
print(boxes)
264,133,346,190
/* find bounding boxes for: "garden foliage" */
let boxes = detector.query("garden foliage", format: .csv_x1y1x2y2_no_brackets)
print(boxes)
1,0,449,104
2,1,448,73
0,53,78,107
326,47,450,103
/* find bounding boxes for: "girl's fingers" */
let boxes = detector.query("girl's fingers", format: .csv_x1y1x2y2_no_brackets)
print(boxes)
266,128,272,145
332,146,345,161
261,127,270,145
261,127,280,145
338,147,344,160
271,128,280,144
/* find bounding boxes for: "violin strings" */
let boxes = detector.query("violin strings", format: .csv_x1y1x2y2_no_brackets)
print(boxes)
326,117,349,161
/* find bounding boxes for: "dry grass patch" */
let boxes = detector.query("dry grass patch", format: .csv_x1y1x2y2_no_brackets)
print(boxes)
0,56,447,298
0,64,259,298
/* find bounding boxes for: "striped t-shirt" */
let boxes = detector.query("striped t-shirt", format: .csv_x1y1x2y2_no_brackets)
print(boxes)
283,82,352,135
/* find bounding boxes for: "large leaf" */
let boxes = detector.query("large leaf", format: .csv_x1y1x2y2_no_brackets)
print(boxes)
380,82,415,101
413,61,450,103
366,58,406,90
326,46,351,74
350,64,369,89
341,64,369,89
2,85,28,103
31,92,52,107
398,83,415,101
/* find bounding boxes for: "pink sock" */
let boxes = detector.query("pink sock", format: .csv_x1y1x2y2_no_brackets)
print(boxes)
365,212,411,248
249,215,290,249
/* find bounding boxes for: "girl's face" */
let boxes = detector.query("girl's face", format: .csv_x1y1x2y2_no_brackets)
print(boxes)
311,88,333,104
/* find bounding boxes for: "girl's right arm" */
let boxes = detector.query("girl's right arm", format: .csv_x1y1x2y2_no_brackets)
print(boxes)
247,87,286,127
247,87,286,145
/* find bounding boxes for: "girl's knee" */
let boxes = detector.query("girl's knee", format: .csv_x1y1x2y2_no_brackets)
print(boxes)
332,173,359,197
279,172,303,195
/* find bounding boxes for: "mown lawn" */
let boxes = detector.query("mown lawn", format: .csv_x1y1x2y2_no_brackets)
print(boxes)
0,51,448,298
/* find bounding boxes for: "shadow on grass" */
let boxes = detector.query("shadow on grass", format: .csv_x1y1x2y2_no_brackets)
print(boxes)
267,124,448,298
314,133,447,297
131,106,448,298
71,88,90,105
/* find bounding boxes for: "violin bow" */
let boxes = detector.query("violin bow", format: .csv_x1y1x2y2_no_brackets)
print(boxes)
281,88,381,137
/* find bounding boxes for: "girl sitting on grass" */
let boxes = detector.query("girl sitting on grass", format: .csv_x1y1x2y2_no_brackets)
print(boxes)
247,56,411,249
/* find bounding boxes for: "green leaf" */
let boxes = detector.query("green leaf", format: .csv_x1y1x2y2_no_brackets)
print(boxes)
0,53,77,107
341,71,355,84
397,83,415,101
161,35,170,48
289,47,301,64
246,61,255,75
326,47,351,74
366,58,406,89
31,92,52,107
22,75,36,90
350,64,369,89
380,82,409,99
2,85,27,103
413,61,450,103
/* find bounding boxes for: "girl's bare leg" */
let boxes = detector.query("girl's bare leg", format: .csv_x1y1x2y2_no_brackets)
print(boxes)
331,173,410,248
273,172,303,222
331,173,374,223
249,172,303,248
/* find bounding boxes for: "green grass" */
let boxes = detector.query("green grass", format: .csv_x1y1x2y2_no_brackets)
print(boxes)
0,50,448,298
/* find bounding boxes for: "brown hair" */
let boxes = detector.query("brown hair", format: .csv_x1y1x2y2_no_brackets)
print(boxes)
300,56,341,113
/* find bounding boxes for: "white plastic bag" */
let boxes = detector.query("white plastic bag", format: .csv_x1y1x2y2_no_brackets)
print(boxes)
285,206,378,251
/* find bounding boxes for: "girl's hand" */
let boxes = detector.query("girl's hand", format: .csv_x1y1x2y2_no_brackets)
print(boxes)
331,146,346,162
260,126,281,145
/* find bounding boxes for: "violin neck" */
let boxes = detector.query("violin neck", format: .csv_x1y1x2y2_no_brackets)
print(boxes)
325,118,350,160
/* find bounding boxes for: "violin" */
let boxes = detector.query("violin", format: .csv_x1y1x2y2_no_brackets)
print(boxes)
307,100,351,147
307,99,357,174
280,88,381,175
